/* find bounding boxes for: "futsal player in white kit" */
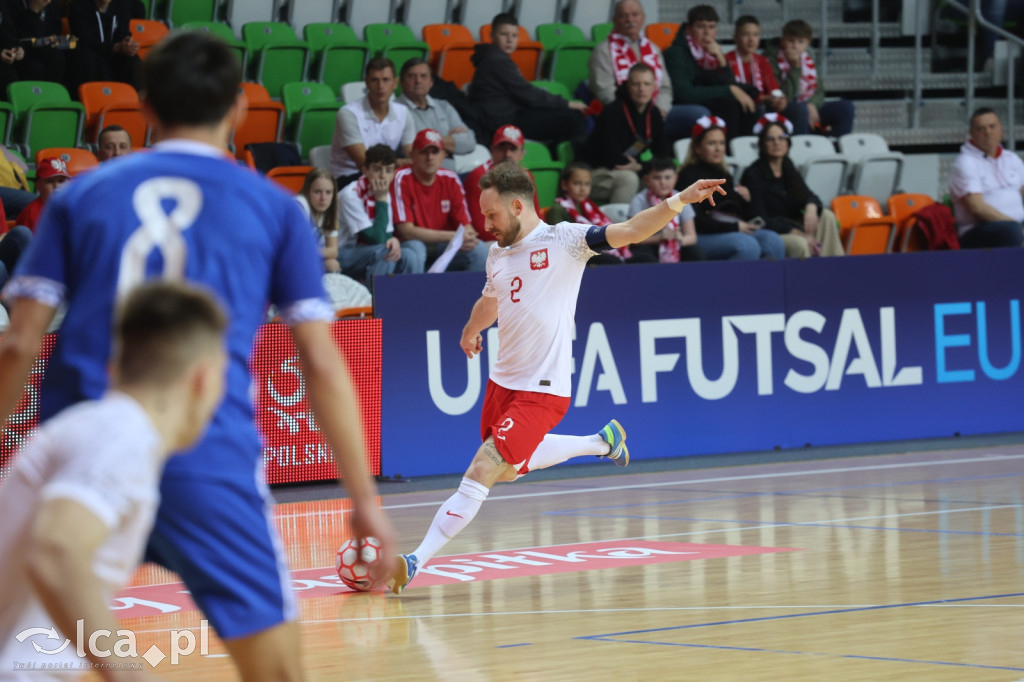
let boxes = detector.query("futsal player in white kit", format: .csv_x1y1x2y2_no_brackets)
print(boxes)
0,282,228,680
388,163,726,593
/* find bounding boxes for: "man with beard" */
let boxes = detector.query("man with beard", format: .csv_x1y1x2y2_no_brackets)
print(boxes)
387,163,726,594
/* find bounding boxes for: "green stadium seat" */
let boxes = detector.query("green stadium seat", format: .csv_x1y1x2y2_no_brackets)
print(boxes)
181,21,248,67
530,80,571,100
304,22,361,52
304,23,369,93
7,81,84,156
163,0,217,28
525,162,563,209
535,23,593,51
281,82,335,135
294,102,341,158
243,23,311,99
522,140,552,166
592,22,613,43
363,23,429,75
548,44,593,97
555,140,574,165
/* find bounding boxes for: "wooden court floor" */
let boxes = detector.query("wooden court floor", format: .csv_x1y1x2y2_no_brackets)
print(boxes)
112,443,1024,681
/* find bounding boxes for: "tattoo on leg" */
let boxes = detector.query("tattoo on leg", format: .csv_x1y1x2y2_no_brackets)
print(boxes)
481,442,505,467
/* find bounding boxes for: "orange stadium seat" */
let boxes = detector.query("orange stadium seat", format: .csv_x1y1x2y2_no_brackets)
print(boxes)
34,147,98,176
130,19,169,60
831,195,897,255
422,24,474,70
436,42,477,89
232,82,285,159
78,81,143,144
887,193,935,252
266,165,313,194
645,22,679,51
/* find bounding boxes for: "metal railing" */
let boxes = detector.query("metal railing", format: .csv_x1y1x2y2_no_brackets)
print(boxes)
913,0,1021,150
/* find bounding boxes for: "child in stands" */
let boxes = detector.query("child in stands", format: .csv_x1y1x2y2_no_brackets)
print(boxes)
628,158,704,262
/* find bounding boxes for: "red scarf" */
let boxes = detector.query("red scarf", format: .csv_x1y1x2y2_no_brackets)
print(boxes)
645,190,682,263
777,49,817,103
726,51,764,93
686,32,720,71
608,32,664,92
354,175,376,219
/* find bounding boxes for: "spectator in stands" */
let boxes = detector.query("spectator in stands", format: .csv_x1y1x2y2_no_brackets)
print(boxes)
740,114,844,257
397,58,477,173
0,147,36,219
96,124,132,161
464,125,541,242
578,63,668,205
393,129,488,272
727,16,788,117
337,144,425,284
663,5,759,140
546,162,649,265
469,12,587,144
294,168,341,273
330,57,414,188
590,0,708,142
0,3,23,96
766,20,855,137
67,0,140,93
676,116,785,260
949,107,1024,248
15,156,68,232
628,157,703,262
9,0,65,85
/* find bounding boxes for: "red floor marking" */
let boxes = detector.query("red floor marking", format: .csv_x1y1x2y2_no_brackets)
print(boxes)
114,541,799,619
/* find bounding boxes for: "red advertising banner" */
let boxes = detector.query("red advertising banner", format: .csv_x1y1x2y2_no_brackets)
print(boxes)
0,320,382,484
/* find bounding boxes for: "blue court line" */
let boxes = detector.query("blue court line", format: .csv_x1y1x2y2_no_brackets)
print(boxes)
542,511,1024,537
495,643,532,648
589,640,1024,672
556,471,1024,515
578,591,1024,640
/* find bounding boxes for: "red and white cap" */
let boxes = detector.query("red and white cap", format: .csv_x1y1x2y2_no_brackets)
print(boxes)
413,128,444,151
691,115,727,139
491,124,524,149
37,157,70,180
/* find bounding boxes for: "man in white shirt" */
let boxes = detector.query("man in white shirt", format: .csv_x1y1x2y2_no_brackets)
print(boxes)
330,57,415,187
949,107,1024,249
396,58,477,173
0,281,228,680
387,164,727,594
337,143,425,286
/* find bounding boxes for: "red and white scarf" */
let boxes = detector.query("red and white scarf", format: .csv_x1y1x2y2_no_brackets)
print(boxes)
646,190,680,231
555,196,631,259
646,191,682,263
354,175,377,219
777,49,817,103
726,51,764,93
608,32,664,89
686,32,720,71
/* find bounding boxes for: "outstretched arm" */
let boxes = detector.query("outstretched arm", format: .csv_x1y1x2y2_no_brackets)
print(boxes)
605,179,726,249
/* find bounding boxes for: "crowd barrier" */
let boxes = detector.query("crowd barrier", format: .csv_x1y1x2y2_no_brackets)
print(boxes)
0,319,383,484
375,250,1023,478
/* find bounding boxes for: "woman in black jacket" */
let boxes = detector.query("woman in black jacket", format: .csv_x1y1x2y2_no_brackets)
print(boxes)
675,115,784,260
740,114,844,257
468,12,587,144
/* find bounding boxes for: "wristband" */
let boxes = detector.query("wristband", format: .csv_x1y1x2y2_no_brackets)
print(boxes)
666,193,685,213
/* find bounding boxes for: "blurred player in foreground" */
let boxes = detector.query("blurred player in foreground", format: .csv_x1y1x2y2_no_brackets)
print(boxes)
0,32,395,681
0,282,228,680
388,164,726,593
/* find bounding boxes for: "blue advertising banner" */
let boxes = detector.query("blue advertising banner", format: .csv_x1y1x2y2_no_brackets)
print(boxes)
374,250,1024,478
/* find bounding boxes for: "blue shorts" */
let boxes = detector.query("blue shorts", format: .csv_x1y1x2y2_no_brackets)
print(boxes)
144,470,296,640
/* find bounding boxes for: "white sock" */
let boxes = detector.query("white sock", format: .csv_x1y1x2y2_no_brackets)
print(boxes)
411,477,489,564
528,433,609,471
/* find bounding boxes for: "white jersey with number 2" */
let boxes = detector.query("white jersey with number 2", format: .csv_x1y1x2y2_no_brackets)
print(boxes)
481,221,599,397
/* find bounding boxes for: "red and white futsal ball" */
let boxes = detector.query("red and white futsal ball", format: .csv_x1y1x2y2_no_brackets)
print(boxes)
336,536,386,591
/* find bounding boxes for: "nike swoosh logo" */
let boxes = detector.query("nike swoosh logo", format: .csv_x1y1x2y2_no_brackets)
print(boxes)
445,510,464,518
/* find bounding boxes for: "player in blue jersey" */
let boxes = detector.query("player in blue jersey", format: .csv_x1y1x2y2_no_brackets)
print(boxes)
0,32,395,681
